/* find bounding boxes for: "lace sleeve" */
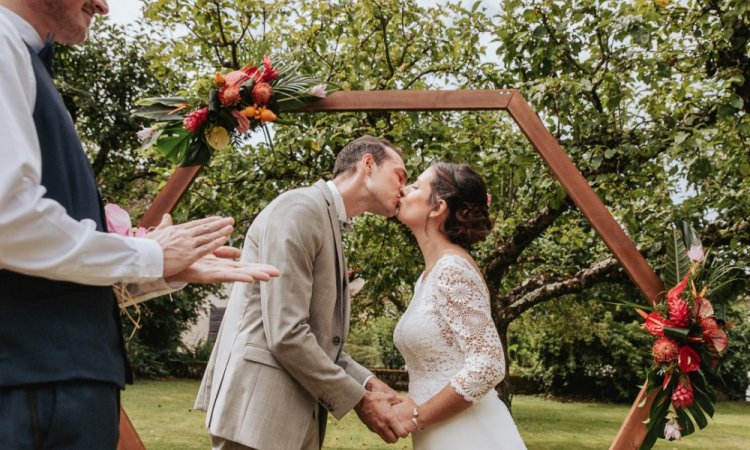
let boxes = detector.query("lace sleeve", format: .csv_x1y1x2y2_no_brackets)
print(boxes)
435,259,506,403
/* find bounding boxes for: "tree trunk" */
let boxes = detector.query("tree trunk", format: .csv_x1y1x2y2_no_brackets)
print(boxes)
494,320,513,411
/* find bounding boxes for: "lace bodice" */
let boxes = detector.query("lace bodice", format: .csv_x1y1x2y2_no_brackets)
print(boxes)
393,255,506,404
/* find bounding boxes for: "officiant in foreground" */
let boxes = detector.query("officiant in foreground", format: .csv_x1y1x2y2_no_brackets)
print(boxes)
0,1,279,448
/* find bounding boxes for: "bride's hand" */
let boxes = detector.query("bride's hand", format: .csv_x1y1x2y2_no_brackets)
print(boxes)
393,395,419,433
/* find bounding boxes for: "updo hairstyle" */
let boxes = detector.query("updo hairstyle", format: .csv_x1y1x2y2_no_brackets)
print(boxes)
428,162,493,249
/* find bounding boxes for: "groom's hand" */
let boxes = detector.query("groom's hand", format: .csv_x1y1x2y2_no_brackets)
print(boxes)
354,391,408,443
365,377,399,396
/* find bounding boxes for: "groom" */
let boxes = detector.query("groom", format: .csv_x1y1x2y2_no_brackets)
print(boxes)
197,135,410,449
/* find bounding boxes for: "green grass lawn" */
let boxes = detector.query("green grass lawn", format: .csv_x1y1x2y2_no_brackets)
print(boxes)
122,379,750,449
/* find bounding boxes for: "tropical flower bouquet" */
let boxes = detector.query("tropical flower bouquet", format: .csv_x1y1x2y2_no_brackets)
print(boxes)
637,221,735,449
133,56,328,167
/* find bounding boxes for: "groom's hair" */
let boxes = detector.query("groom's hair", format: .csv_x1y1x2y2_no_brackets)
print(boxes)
333,135,403,178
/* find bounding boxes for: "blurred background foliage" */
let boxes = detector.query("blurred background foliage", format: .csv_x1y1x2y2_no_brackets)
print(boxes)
55,0,748,403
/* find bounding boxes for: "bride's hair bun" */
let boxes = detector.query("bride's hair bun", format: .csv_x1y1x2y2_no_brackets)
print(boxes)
429,162,493,249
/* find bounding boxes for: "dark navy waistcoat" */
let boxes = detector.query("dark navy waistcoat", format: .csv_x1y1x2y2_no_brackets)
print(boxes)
0,45,129,388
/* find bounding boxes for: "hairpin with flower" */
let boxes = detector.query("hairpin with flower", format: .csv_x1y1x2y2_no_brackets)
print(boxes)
133,56,329,167
636,220,739,449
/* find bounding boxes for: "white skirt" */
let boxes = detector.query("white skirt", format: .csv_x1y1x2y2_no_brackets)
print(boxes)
412,393,526,450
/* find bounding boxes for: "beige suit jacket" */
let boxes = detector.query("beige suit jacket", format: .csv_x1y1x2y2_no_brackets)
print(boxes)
196,180,372,450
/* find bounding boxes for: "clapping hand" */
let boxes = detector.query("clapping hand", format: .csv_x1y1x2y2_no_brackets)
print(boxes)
147,214,280,284
166,246,279,284
147,214,235,278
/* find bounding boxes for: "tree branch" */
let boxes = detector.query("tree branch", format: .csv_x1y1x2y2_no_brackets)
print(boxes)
498,256,624,321
484,198,572,292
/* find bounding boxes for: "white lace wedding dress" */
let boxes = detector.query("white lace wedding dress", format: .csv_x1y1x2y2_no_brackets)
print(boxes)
394,255,526,450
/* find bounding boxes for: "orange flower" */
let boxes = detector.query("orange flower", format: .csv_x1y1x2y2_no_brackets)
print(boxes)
259,107,277,123
214,72,225,86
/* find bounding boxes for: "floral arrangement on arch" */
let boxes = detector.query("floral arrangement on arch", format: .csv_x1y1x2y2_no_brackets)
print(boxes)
133,56,328,167
637,221,736,449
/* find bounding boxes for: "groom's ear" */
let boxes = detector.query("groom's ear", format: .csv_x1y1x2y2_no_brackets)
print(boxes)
360,154,374,176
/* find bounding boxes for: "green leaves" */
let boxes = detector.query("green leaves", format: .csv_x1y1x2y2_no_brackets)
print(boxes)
152,121,192,165
663,226,690,288
132,97,189,122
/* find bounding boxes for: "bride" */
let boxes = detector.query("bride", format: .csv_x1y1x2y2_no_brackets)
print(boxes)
393,162,526,449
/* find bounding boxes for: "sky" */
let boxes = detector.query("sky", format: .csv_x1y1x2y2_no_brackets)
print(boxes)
107,1,142,25
106,0,501,26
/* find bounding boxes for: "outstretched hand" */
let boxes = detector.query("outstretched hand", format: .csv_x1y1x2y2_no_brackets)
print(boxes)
146,214,234,278
354,390,408,443
166,246,280,284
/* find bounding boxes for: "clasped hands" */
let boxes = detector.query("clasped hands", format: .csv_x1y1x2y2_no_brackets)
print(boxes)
145,214,279,284
354,377,420,443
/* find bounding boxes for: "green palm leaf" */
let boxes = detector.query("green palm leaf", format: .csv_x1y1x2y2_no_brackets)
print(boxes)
663,227,690,287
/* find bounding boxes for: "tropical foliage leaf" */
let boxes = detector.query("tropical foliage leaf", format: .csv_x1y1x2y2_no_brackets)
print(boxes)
663,227,690,288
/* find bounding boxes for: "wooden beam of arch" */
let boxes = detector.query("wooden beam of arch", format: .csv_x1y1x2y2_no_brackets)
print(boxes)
122,89,661,450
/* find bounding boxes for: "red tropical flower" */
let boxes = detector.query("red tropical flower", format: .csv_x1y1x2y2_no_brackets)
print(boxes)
252,82,273,105
638,310,676,337
219,85,241,106
671,377,694,409
678,346,701,372
259,55,279,83
691,296,714,320
703,327,728,354
653,337,679,363
667,297,690,327
183,107,208,133
667,273,689,304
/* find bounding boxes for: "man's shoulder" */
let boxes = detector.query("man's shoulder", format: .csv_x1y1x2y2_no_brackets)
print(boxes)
256,183,327,223
0,12,22,44
274,183,325,207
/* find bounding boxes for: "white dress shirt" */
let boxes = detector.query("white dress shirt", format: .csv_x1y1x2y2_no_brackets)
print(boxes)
0,7,165,287
325,180,349,222
326,180,375,388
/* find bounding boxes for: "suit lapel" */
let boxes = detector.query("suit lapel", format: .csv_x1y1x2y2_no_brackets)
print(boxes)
314,180,349,363
315,180,346,292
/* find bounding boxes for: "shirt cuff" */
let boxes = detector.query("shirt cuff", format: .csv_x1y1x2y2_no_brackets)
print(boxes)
131,237,164,278
123,278,186,306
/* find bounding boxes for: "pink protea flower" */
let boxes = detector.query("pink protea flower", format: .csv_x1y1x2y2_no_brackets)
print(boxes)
231,109,250,133
652,336,679,363
252,82,273,105
224,70,249,87
219,85,242,106
183,107,208,133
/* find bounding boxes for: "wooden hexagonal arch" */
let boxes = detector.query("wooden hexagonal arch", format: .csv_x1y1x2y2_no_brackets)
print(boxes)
119,90,662,450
